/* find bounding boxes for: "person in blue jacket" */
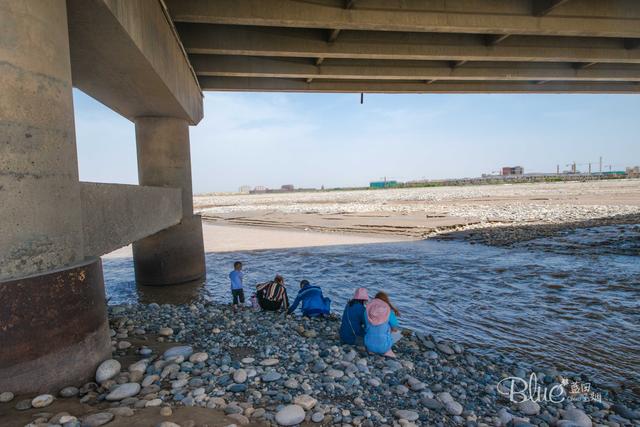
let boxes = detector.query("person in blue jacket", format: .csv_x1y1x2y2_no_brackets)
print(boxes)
340,287,369,345
364,291,402,358
287,280,331,317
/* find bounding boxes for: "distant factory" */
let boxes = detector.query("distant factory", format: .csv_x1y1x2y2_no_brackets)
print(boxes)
502,166,524,176
367,160,639,191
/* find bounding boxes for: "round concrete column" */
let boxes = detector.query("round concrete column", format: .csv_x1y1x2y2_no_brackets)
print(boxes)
0,258,111,394
0,0,84,279
133,117,206,285
0,0,110,393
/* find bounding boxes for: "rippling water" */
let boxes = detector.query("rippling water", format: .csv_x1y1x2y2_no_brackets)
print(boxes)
104,224,640,390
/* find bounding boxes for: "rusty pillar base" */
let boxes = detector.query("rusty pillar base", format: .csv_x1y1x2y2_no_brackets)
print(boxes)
0,258,111,394
133,215,206,286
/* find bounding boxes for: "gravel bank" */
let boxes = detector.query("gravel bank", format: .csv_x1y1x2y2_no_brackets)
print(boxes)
3,302,638,427
440,213,640,246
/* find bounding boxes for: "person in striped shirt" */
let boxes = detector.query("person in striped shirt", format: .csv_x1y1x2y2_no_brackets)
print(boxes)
255,275,290,312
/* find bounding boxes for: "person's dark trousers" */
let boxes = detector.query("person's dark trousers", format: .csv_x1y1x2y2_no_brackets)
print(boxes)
232,289,245,305
258,296,282,311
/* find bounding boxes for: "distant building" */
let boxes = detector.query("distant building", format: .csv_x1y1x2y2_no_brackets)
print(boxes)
502,166,524,176
370,180,398,189
239,185,251,194
281,184,294,191
251,186,267,194
626,166,640,178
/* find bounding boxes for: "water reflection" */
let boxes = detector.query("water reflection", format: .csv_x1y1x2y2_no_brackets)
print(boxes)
136,278,206,305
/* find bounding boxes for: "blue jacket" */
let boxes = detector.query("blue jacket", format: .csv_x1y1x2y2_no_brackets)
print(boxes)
340,301,366,344
364,311,398,354
287,284,331,317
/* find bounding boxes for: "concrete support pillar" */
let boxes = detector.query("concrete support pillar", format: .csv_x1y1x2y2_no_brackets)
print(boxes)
0,0,110,393
133,117,206,285
0,0,84,278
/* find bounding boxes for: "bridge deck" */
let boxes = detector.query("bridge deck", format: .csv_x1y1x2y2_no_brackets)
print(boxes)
166,0,640,93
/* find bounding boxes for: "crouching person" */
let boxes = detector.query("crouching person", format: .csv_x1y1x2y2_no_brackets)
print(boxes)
287,280,331,317
364,292,401,358
256,275,290,312
340,287,369,345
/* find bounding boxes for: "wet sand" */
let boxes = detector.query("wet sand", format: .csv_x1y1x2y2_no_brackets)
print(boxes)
0,401,260,427
104,181,640,259
104,223,407,258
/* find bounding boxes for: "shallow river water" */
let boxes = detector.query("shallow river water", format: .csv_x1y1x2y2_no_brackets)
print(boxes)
104,224,640,391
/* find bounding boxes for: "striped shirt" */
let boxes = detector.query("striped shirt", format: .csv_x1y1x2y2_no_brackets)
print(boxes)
256,281,289,310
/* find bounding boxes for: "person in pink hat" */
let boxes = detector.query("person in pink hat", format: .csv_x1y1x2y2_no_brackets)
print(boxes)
339,287,370,345
364,291,401,357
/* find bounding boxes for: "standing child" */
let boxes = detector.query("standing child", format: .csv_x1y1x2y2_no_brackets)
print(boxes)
229,261,245,308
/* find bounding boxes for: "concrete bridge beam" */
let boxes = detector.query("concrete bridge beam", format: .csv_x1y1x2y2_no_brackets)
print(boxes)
0,0,110,393
81,182,183,257
133,117,206,286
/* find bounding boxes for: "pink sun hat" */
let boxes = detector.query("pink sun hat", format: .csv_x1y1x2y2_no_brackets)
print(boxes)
366,298,390,326
353,287,369,301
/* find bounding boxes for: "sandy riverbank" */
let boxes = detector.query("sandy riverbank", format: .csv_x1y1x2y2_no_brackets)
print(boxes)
194,180,640,243
104,224,407,259
105,180,640,259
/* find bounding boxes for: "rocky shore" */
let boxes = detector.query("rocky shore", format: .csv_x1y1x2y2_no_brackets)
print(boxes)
439,213,640,247
2,302,639,427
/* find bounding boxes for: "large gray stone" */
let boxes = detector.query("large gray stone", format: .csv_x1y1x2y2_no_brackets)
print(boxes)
421,397,443,410
82,412,115,427
163,345,193,360
613,404,640,420
394,409,419,421
437,392,454,404
445,400,463,416
518,400,540,416
436,343,455,355
59,386,79,398
105,383,140,401
325,369,344,379
233,368,247,384
189,352,208,363
294,394,317,410
96,360,121,383
275,404,306,426
498,408,514,426
562,408,592,427
31,394,54,408
15,399,31,410
260,358,279,366
262,371,282,382
108,407,135,417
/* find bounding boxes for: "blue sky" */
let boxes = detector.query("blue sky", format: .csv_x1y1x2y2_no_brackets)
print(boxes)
73,89,640,194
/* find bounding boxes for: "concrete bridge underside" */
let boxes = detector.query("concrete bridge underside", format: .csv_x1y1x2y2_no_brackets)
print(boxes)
1,0,639,394
168,0,640,93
